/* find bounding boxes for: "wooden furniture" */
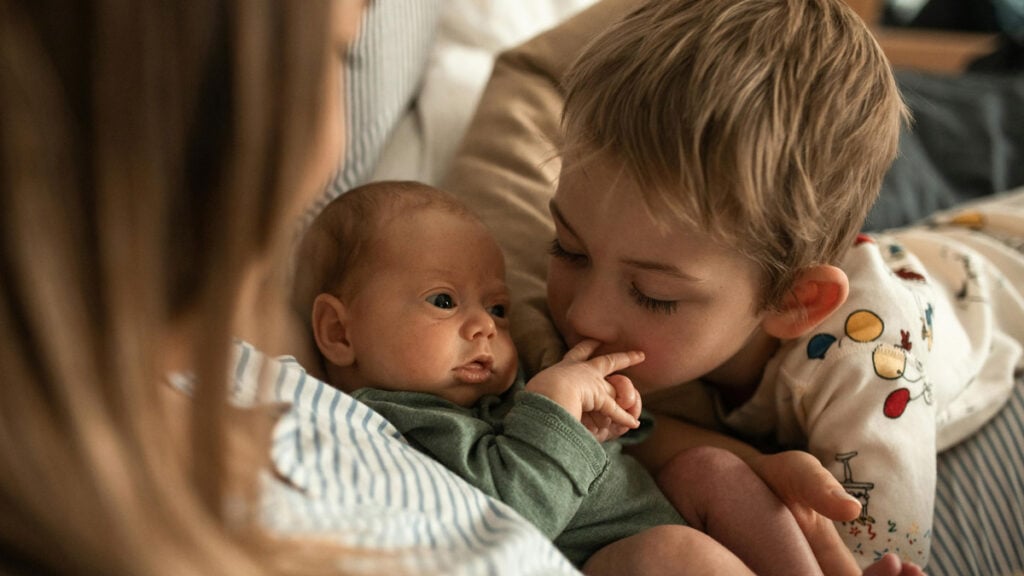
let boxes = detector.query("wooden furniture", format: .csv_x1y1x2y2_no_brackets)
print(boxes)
844,0,998,73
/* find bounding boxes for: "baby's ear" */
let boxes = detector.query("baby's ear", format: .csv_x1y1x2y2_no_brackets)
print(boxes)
761,265,848,340
311,293,356,367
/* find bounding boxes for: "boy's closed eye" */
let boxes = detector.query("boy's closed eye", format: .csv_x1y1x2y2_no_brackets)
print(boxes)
550,237,683,315
628,283,679,315
548,238,588,266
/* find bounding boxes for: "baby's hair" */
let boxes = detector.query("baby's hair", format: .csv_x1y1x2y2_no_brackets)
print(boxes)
562,0,908,310
292,180,478,325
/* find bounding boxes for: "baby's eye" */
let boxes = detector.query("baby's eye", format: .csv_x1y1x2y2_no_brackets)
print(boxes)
428,293,456,309
488,304,507,319
548,239,588,266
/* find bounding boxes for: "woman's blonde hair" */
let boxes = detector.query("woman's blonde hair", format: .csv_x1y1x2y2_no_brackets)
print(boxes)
562,0,908,309
0,1,349,574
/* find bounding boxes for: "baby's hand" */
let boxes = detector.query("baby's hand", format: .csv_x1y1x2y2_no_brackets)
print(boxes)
525,339,645,442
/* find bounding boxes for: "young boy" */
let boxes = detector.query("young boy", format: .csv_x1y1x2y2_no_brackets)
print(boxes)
530,0,1024,569
291,180,915,575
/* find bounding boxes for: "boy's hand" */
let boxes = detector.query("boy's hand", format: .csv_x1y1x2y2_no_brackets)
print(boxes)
746,451,867,576
746,450,862,523
525,339,645,442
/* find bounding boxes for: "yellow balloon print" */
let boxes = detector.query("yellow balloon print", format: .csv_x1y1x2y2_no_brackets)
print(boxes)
949,211,986,230
873,344,907,380
846,310,883,343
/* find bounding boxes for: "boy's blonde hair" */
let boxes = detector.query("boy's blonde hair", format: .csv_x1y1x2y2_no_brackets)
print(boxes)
292,180,479,324
562,0,907,310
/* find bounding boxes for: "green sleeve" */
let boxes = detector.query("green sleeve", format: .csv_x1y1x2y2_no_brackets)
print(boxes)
353,388,608,539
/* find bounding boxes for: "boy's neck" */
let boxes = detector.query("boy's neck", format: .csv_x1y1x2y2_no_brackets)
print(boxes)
703,328,779,409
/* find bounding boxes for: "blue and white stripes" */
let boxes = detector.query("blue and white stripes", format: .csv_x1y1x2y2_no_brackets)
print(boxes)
232,342,579,575
931,371,1024,576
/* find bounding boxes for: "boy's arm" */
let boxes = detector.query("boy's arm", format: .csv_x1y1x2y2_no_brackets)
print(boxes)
354,388,608,539
796,358,937,568
628,413,862,521
629,410,869,576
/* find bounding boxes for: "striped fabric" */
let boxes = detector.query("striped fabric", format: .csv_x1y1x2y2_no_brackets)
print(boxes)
230,341,580,575
930,373,1024,576
306,0,443,228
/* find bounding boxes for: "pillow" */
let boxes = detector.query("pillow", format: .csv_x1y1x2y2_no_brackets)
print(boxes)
865,70,1024,231
372,0,600,187
304,0,443,224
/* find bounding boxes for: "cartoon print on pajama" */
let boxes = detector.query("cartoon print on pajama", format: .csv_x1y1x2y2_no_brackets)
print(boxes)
806,307,934,420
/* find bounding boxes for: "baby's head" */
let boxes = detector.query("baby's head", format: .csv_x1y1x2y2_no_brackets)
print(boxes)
293,181,518,406
561,0,906,310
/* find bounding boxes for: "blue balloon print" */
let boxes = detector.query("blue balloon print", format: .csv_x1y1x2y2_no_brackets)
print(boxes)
807,333,837,359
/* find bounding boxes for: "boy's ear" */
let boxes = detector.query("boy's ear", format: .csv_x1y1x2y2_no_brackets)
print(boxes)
311,293,356,367
761,265,849,340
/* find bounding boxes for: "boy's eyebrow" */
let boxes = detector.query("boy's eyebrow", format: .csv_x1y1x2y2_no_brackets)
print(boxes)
549,198,702,282
621,258,702,282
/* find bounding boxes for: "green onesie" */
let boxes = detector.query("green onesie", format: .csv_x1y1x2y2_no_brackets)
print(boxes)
353,381,685,566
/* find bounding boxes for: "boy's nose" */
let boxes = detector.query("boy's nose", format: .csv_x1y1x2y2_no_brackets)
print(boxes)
565,281,616,344
462,307,496,340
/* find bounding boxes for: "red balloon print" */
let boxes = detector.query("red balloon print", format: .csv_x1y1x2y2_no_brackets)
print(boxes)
884,388,910,418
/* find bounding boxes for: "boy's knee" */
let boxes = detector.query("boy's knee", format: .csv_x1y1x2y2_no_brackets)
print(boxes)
657,446,748,488
586,524,718,573
584,525,753,576
642,524,707,550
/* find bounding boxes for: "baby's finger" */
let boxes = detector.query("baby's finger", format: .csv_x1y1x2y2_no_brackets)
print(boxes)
588,350,645,376
563,339,602,362
607,374,642,419
598,396,641,429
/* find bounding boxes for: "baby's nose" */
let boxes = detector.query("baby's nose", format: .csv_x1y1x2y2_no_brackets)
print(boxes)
463,307,496,340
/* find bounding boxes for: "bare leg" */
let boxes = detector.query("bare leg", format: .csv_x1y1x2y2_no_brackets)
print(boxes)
656,446,824,576
657,447,926,576
583,524,755,576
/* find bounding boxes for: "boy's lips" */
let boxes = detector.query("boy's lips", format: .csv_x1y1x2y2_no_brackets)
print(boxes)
453,356,494,384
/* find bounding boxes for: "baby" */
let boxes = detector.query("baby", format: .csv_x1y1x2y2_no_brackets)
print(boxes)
291,179,911,575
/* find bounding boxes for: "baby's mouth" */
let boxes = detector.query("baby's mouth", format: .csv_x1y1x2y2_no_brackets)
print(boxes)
454,357,494,384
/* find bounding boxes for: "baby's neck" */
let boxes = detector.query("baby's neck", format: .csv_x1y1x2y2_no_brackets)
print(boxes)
703,329,779,409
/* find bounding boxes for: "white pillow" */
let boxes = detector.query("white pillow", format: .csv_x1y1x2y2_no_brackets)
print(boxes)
372,0,599,187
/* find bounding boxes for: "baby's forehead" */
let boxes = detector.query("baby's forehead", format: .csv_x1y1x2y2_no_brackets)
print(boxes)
372,206,498,256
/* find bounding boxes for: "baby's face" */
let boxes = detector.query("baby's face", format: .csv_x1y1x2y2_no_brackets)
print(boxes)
342,208,518,407
547,154,768,395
